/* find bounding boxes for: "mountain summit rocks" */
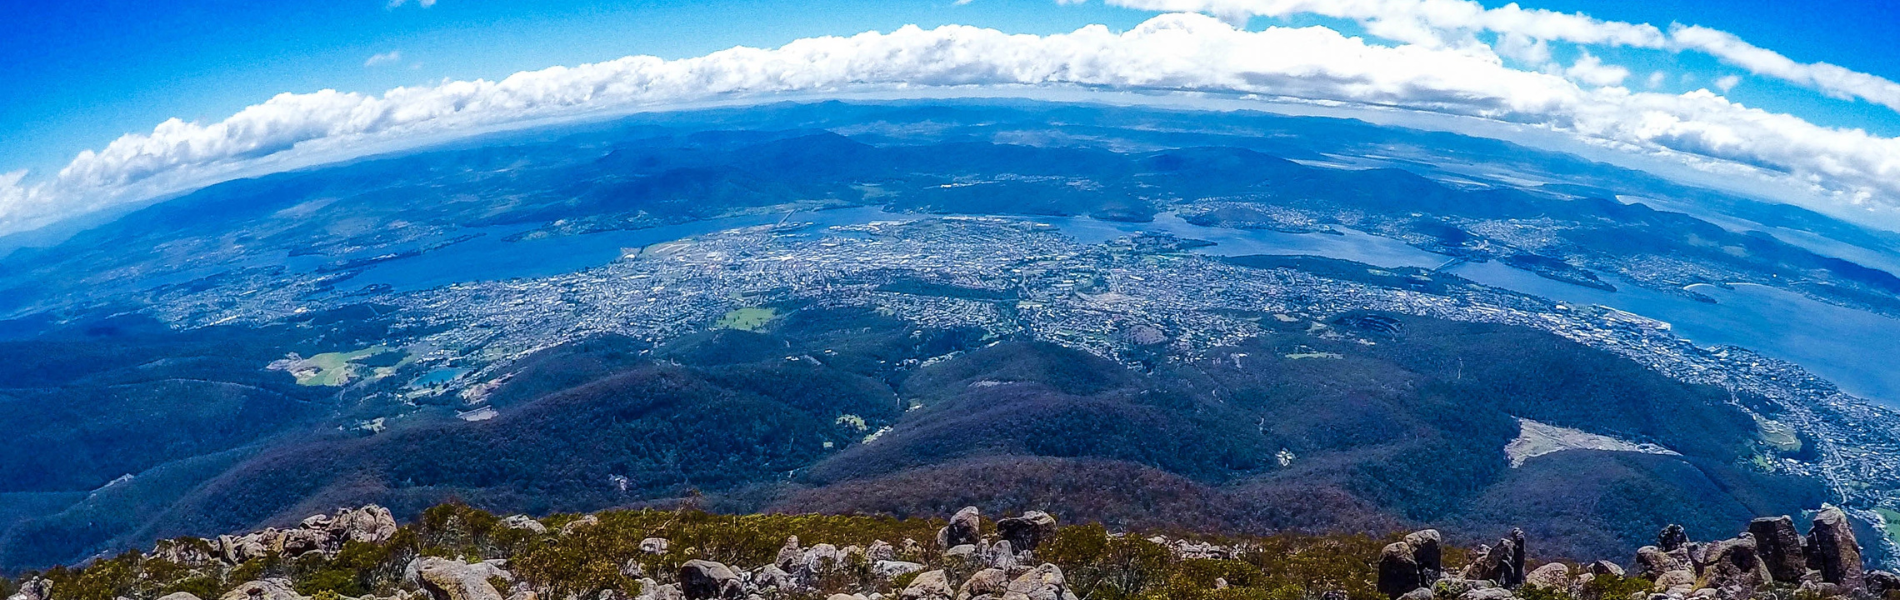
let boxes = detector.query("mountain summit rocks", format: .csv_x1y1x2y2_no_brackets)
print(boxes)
1377,505,1896,600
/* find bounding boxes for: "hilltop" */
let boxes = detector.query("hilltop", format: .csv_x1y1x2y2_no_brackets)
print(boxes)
5,503,1895,600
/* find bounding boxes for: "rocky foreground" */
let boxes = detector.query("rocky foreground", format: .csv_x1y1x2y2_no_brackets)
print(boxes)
1376,505,1897,600
2,503,1895,600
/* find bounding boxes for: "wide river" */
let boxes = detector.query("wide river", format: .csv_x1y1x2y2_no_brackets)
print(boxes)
347,208,1900,407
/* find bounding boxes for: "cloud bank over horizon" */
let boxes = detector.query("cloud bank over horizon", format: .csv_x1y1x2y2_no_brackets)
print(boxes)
5,3,1900,236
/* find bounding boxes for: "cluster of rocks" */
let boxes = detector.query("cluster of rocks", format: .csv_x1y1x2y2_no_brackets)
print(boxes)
1377,506,1900,600
148,506,401,566
629,507,1072,600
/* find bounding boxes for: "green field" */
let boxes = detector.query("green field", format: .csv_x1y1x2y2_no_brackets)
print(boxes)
294,346,391,386
1878,508,1900,548
1754,414,1803,452
716,307,777,332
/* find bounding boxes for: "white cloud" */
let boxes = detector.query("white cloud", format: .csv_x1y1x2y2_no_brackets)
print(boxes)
1646,71,1666,89
1715,74,1742,93
1669,24,1900,112
1080,0,1900,115
387,0,436,8
364,51,403,68
6,13,1900,235
1564,52,1629,87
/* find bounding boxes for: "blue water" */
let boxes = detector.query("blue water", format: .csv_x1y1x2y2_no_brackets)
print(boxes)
412,367,470,387
345,207,905,292
1443,261,1900,405
1043,213,1448,268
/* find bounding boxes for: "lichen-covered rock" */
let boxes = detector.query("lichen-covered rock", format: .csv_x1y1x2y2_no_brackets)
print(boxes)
678,560,744,600
7,580,50,600
1588,560,1624,577
955,568,1010,600
995,512,1057,552
1651,570,1695,592
632,579,680,600
874,561,926,581
751,565,794,593
1806,505,1864,589
1457,588,1514,600
640,537,670,555
1746,516,1805,583
1505,529,1527,589
1000,564,1075,600
499,515,547,534
157,593,201,600
939,507,982,550
330,505,400,545
412,557,508,600
150,539,217,567
559,515,599,537
1397,588,1433,600
1379,541,1423,599
1461,540,1517,585
902,571,953,600
281,528,331,556
1701,534,1772,589
1433,577,1494,598
220,579,307,600
1523,563,1569,591
1635,546,1684,580
1866,570,1900,597
1658,525,1688,552
987,540,1019,572
1405,530,1443,582
867,540,896,562
775,536,803,571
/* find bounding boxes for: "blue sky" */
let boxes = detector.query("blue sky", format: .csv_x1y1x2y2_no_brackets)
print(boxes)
0,0,1144,176
7,0,1900,235
3,0,1896,177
